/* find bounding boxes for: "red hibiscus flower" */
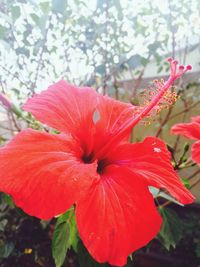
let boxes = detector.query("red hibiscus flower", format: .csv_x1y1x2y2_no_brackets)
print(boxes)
0,59,194,266
171,116,200,164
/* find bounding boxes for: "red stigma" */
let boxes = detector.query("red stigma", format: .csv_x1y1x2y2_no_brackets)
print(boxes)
167,57,173,62
169,58,192,79
179,65,185,70
186,65,192,70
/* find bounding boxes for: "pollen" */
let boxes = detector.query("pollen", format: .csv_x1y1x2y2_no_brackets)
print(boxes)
140,79,178,121
24,248,32,254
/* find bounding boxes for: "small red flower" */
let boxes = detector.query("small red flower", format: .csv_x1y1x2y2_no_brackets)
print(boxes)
171,116,200,164
0,59,194,266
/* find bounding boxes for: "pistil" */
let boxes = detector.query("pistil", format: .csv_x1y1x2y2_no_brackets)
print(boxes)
95,58,192,159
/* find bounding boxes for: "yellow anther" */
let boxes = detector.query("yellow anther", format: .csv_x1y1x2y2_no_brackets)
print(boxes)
24,248,32,254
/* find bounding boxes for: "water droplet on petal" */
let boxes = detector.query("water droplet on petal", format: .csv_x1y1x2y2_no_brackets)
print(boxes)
154,147,161,153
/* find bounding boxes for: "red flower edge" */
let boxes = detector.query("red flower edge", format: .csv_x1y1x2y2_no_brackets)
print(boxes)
171,116,200,164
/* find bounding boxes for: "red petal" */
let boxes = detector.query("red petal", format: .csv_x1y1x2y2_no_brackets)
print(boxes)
76,165,162,266
171,121,200,140
23,81,99,151
23,81,136,156
24,81,135,155
192,116,200,124
95,96,135,135
107,137,194,204
0,129,98,219
192,141,200,164
93,96,136,156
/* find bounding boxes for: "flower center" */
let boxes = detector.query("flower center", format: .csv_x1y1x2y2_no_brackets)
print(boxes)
82,153,94,164
82,153,107,174
96,159,107,174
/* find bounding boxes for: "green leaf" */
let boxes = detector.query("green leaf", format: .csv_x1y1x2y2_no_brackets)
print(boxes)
0,219,8,231
95,65,106,75
16,47,30,57
11,6,21,22
30,13,40,25
127,54,141,69
77,241,106,267
148,42,161,55
2,194,14,208
141,57,148,66
157,207,183,250
0,241,14,258
40,2,50,13
30,14,48,33
157,66,163,73
177,143,190,167
181,178,190,189
52,208,78,267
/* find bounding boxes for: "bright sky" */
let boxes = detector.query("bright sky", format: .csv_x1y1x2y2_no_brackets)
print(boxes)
0,0,200,98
